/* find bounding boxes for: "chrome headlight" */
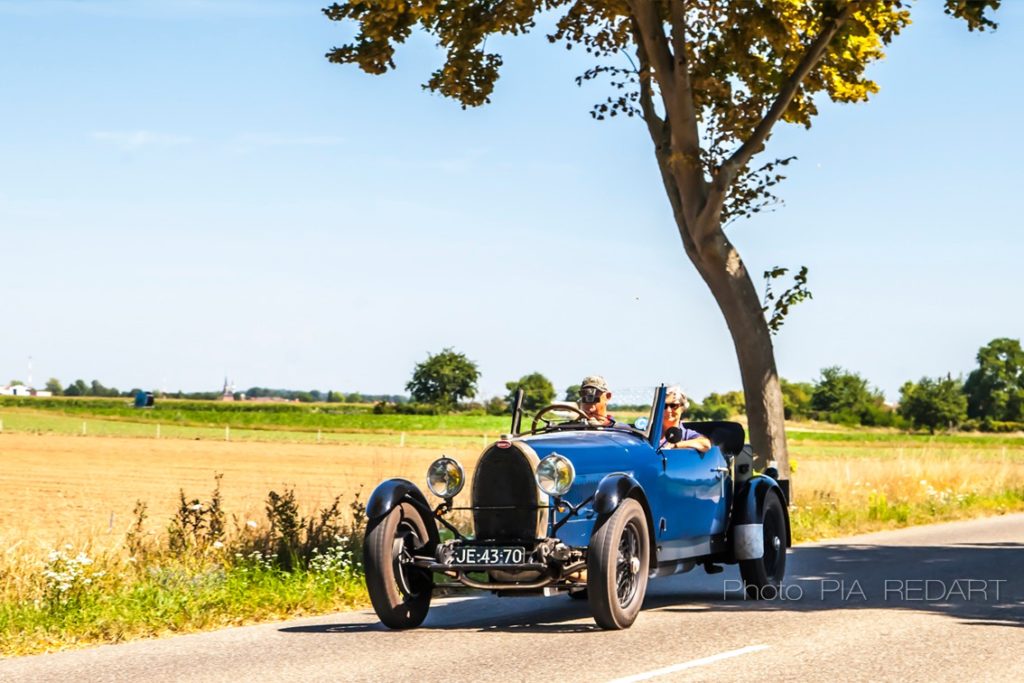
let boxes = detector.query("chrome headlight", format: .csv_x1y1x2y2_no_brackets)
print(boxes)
426,456,465,499
536,453,575,497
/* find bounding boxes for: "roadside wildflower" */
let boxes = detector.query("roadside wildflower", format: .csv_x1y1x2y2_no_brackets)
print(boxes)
236,550,274,573
309,536,357,584
41,548,104,608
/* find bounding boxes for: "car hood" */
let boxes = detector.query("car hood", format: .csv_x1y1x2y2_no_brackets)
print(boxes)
515,428,651,481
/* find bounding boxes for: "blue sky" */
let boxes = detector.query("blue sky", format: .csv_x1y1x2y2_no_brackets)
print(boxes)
1,1,1022,403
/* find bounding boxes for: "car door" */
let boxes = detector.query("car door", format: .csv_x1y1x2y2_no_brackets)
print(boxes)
657,444,731,559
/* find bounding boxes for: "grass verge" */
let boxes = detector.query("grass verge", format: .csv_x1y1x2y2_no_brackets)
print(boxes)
0,479,370,657
790,488,1024,540
0,555,368,656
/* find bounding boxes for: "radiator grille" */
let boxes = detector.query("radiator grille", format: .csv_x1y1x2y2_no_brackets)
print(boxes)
472,443,544,541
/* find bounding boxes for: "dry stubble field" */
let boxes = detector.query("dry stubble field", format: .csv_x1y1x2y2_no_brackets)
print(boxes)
3,431,1024,559
0,433,481,556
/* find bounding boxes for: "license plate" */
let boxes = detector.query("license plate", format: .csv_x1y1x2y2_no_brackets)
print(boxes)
451,546,526,565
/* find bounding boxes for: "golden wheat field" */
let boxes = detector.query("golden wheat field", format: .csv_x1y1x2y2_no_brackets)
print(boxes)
0,433,481,556
791,439,1024,492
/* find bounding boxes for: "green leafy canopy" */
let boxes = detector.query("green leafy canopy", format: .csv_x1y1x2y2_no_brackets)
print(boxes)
325,0,997,218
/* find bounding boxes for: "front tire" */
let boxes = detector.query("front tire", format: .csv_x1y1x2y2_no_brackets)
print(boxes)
587,498,650,630
739,492,787,599
363,502,434,629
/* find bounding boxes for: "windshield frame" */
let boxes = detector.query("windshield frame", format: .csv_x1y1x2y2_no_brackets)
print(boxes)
509,386,667,440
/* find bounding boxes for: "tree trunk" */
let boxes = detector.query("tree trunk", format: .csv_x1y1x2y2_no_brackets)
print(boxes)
683,224,791,482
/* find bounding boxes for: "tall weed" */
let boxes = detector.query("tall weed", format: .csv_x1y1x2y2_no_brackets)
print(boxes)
0,476,369,656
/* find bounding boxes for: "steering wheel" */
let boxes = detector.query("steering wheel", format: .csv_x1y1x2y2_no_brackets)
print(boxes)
530,403,590,433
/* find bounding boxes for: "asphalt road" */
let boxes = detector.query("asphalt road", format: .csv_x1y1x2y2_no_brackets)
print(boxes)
4,513,1023,683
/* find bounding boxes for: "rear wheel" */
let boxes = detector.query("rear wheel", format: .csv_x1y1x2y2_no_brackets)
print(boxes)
587,498,649,629
363,502,434,629
739,493,787,599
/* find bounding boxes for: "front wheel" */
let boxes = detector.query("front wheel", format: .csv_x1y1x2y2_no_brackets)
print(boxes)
587,498,650,629
739,492,788,599
363,502,434,629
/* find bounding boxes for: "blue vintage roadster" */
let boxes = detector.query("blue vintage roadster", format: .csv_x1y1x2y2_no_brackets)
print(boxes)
363,385,790,630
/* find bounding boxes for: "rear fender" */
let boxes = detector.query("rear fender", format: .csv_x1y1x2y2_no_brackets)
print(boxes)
593,473,657,568
731,475,791,560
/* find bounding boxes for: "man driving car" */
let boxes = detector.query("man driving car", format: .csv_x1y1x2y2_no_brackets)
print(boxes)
578,375,615,427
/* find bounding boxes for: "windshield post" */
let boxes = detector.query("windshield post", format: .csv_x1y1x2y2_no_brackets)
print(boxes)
510,388,524,436
649,384,668,447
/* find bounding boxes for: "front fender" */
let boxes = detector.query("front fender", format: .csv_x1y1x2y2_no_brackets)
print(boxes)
593,472,641,516
731,475,791,560
592,473,656,568
366,478,432,522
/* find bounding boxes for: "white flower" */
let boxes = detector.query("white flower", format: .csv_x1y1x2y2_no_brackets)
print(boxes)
246,520,258,529
212,541,224,549
189,503,203,511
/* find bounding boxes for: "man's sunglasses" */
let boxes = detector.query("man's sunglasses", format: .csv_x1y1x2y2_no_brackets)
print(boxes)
579,387,605,403
665,403,683,409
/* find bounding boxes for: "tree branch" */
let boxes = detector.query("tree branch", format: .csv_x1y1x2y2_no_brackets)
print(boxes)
720,1,860,185
629,0,707,228
627,0,675,97
666,0,700,152
667,0,708,201
632,20,699,261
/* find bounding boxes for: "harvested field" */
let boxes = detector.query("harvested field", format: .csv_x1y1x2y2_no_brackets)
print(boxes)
0,433,479,555
3,431,1024,558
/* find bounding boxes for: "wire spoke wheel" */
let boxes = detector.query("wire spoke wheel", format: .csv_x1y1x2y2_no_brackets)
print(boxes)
588,498,650,630
615,524,641,607
364,502,434,629
391,525,424,598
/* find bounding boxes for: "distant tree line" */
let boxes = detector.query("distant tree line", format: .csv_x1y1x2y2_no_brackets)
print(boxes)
243,387,405,404
688,337,1023,434
46,378,135,398
37,379,403,405
387,339,1024,434
34,337,1024,434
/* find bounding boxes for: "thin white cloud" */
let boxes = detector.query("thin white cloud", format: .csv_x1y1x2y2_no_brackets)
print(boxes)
91,130,193,150
370,148,490,175
233,134,346,149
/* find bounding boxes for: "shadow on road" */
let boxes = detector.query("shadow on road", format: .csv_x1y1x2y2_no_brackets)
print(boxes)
279,541,1023,635
644,542,1024,629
